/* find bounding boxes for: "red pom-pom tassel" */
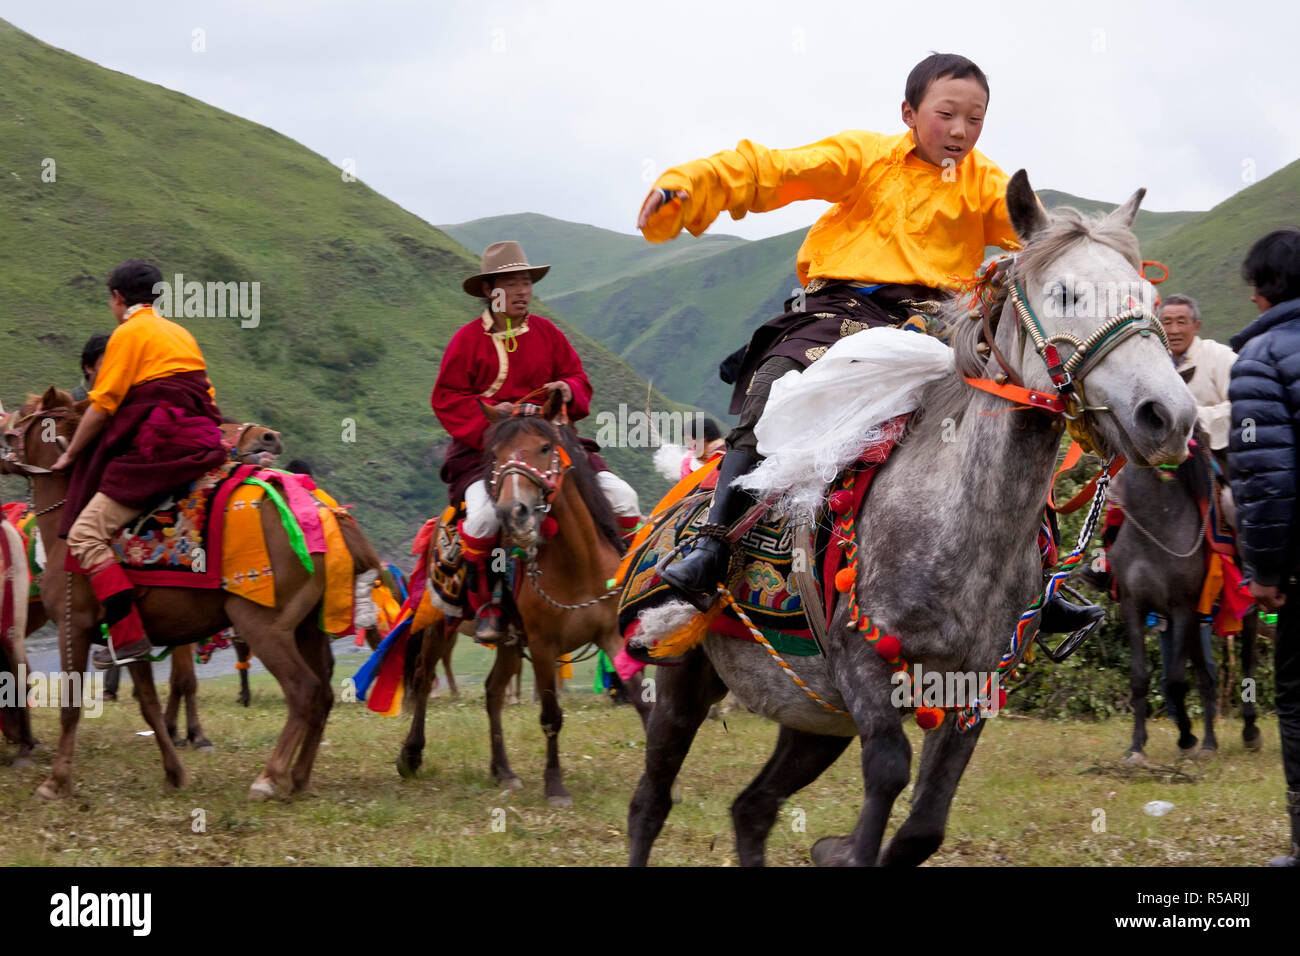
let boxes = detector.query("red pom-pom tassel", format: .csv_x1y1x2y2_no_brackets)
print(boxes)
828,490,854,515
873,633,901,662
915,706,944,730
834,567,856,593
997,687,1008,711
540,516,559,538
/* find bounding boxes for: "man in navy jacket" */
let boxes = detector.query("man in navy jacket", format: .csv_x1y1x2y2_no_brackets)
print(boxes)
1228,227,1300,867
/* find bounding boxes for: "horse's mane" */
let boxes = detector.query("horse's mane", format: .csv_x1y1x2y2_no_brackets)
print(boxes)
481,415,627,555
916,205,1143,428
1178,422,1214,504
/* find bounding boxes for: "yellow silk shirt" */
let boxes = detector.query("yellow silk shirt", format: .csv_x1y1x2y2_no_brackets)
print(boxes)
642,129,1021,289
90,305,213,416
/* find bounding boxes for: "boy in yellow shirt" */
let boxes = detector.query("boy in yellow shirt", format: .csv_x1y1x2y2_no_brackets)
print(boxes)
639,53,1101,636
53,260,227,668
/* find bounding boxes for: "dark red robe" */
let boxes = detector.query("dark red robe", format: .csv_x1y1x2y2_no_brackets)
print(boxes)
432,312,594,503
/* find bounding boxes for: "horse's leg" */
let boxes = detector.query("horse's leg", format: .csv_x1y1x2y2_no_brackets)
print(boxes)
35,575,94,800
628,649,727,866
128,660,189,790
171,646,212,751
289,617,333,793
1122,599,1151,761
235,637,251,707
1167,609,1199,753
163,650,184,746
596,626,651,730
398,621,441,778
231,605,315,800
1190,619,1218,753
442,632,459,699
880,718,986,866
485,644,523,789
532,642,572,807
731,725,851,866
1241,612,1262,750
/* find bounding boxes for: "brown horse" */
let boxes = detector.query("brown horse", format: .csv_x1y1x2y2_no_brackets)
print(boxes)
9,419,286,752
399,394,648,804
1,388,379,800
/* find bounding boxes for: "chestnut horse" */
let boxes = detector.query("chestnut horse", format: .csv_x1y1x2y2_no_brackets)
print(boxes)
399,393,649,805
5,420,286,753
1,388,378,800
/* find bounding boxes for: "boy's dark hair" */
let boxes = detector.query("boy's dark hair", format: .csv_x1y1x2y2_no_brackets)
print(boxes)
1241,228,1300,307
106,259,163,307
905,53,990,109
287,459,314,477
80,333,110,373
683,415,722,443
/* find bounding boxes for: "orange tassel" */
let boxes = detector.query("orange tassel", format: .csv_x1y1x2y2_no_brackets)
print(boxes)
835,567,856,593
915,706,944,730
648,601,724,659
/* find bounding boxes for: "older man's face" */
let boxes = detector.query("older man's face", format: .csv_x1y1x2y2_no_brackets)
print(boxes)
1160,303,1200,359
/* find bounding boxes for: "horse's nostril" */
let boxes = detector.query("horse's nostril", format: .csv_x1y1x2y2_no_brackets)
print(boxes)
1136,399,1170,438
511,502,529,523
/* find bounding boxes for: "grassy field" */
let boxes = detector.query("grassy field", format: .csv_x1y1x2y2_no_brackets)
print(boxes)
0,639,1290,866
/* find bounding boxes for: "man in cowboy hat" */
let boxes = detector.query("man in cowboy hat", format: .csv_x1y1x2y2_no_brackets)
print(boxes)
432,241,642,643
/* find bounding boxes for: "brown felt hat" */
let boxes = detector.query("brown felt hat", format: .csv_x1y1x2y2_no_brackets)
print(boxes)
462,241,551,297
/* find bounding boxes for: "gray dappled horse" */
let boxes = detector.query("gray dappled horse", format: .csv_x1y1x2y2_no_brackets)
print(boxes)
627,170,1197,866
1109,426,1260,761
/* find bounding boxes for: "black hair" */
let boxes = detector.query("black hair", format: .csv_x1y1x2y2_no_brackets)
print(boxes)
287,459,314,477
1241,228,1300,307
481,415,625,555
80,333,110,373
683,415,721,443
106,259,164,307
905,53,989,109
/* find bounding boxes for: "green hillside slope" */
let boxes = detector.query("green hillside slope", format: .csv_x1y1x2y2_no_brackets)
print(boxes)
1038,189,1200,248
439,212,746,297
0,19,679,560
1143,159,1300,341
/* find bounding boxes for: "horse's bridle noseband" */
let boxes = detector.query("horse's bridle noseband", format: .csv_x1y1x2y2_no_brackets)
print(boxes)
489,440,573,519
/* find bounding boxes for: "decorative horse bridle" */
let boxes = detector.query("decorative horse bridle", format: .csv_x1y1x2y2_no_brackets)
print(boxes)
486,409,621,613
0,405,72,516
970,257,1170,454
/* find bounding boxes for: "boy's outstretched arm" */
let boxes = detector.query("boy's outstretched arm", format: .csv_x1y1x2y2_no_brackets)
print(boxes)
637,131,877,242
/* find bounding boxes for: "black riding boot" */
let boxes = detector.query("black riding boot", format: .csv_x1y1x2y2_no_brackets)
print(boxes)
660,449,759,612
1269,790,1300,866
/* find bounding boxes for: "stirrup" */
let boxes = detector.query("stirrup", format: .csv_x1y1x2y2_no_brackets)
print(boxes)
1034,585,1104,662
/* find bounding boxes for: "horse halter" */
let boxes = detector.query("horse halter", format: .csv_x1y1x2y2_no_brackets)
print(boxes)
1006,277,1169,422
489,440,573,512
0,406,71,476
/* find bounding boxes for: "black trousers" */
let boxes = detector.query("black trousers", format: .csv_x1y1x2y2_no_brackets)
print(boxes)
726,355,802,456
1278,578,1300,793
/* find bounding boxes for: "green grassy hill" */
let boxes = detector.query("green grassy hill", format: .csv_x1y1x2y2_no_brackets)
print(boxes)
1143,159,1300,341
0,18,680,560
439,212,746,297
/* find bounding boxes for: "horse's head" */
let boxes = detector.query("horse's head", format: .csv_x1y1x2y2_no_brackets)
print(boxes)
480,390,572,550
0,387,81,476
221,422,284,466
998,170,1196,466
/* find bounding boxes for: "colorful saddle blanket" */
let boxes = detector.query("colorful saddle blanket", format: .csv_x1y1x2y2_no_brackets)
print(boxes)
618,495,823,656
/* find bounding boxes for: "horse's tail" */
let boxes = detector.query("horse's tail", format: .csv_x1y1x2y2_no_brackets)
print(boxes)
333,510,383,575
330,510,384,644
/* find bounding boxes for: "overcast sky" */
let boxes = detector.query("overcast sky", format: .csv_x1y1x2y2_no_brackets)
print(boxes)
4,0,1298,241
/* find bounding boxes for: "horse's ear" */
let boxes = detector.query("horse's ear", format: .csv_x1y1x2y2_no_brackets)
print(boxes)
38,386,63,411
479,399,507,423
1107,187,1146,231
1006,169,1048,243
540,388,564,420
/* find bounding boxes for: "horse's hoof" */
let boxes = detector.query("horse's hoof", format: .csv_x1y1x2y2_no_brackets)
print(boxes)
547,793,574,808
396,751,422,779
1178,736,1199,755
1196,742,1218,759
11,756,33,769
1123,750,1147,766
1243,729,1262,752
194,741,215,754
498,774,523,791
810,835,853,867
34,779,70,800
249,779,278,801
171,737,187,748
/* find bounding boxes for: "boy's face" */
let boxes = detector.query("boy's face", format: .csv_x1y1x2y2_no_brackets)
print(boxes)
902,75,988,169
483,273,533,320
